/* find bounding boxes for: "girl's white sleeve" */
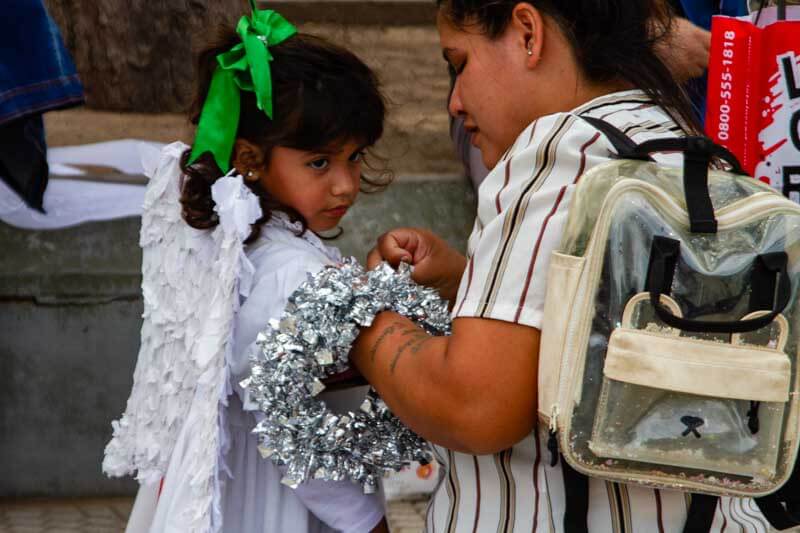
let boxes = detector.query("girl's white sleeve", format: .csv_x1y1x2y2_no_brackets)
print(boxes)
232,252,386,533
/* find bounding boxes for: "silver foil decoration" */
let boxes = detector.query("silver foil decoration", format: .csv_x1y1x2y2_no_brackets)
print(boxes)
245,260,450,492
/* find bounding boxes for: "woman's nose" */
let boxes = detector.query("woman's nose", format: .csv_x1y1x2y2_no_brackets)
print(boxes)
448,80,465,118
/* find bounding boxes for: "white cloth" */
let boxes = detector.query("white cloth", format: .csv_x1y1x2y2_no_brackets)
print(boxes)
48,139,165,175
0,140,162,230
0,177,145,230
431,90,771,533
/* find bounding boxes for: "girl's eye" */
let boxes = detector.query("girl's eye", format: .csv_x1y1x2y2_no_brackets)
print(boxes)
308,158,329,170
349,151,365,163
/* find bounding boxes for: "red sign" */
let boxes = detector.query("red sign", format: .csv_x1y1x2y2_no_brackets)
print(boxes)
706,14,800,201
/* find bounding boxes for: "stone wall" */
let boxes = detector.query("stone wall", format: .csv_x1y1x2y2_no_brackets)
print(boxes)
43,0,436,113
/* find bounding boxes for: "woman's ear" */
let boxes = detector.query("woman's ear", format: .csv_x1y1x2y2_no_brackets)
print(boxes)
510,2,545,68
232,139,266,182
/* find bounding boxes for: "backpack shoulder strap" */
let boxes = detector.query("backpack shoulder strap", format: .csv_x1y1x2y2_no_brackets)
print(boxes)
578,115,652,160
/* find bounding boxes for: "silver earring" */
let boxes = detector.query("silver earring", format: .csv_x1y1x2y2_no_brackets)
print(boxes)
247,171,255,178
527,47,533,56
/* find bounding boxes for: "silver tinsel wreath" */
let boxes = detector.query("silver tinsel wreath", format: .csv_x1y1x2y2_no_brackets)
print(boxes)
242,259,451,492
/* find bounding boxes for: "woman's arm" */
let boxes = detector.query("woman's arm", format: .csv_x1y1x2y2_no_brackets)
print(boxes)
651,1,711,82
654,16,711,82
358,228,538,454
351,312,540,455
356,113,619,454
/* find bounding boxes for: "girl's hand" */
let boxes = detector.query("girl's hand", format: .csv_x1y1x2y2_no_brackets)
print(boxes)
367,228,467,303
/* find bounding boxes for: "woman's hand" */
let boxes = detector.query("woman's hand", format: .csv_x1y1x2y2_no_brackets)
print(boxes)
367,227,467,303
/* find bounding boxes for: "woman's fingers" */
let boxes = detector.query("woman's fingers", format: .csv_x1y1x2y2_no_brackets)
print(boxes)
366,228,466,301
377,229,422,265
366,229,419,269
366,247,384,269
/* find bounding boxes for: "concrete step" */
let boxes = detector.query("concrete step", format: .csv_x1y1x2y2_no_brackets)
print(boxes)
0,497,428,531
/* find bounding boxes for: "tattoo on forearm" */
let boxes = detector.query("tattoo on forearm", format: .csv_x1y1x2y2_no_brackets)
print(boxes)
369,321,403,363
369,320,434,374
389,329,433,374
410,336,430,355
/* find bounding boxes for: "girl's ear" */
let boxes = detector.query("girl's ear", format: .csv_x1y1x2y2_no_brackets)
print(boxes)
510,2,545,68
232,139,267,182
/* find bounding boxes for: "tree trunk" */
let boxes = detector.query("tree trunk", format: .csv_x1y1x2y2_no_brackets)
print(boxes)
44,0,247,113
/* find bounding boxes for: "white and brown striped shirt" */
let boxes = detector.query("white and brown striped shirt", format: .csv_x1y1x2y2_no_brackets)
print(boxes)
429,90,771,533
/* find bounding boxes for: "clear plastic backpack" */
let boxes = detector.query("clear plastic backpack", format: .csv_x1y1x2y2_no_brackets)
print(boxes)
539,117,800,498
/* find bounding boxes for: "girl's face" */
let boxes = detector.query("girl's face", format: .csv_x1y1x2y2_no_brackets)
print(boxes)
259,139,364,232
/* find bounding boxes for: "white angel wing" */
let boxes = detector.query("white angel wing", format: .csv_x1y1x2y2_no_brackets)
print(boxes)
103,142,261,532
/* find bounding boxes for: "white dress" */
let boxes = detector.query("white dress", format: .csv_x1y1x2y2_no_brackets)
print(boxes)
217,213,386,533
117,144,384,533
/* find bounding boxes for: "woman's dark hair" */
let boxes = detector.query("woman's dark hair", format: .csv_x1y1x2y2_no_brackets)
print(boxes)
181,30,390,241
437,0,701,134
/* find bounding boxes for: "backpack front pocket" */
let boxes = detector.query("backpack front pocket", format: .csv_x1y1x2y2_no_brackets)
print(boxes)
589,320,791,478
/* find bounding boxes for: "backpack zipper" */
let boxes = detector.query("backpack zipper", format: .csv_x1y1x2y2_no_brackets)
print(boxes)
547,405,559,466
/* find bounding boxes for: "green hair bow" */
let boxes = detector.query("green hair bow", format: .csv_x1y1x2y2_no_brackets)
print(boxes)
188,0,297,172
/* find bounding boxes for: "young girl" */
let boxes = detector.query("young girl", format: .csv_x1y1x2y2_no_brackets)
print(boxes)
104,6,390,533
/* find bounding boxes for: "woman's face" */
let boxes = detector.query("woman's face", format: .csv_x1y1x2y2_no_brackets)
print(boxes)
437,12,536,169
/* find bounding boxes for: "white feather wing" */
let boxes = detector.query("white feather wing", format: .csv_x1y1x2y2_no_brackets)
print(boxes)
103,142,260,531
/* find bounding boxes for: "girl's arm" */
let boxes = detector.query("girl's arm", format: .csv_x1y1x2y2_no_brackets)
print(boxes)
350,312,540,455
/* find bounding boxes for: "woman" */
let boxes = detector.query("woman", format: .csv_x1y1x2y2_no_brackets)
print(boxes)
350,1,773,531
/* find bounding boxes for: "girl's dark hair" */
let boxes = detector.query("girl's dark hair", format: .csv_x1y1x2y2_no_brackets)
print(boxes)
181,30,389,241
437,0,701,134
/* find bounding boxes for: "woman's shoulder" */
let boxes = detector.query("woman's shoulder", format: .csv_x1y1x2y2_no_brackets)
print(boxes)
500,110,614,171
577,95,684,143
502,91,682,166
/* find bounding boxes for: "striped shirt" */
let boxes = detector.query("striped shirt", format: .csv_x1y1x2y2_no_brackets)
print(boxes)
430,90,771,533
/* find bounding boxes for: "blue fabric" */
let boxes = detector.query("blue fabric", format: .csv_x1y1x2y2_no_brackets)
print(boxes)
0,0,84,125
678,0,749,30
